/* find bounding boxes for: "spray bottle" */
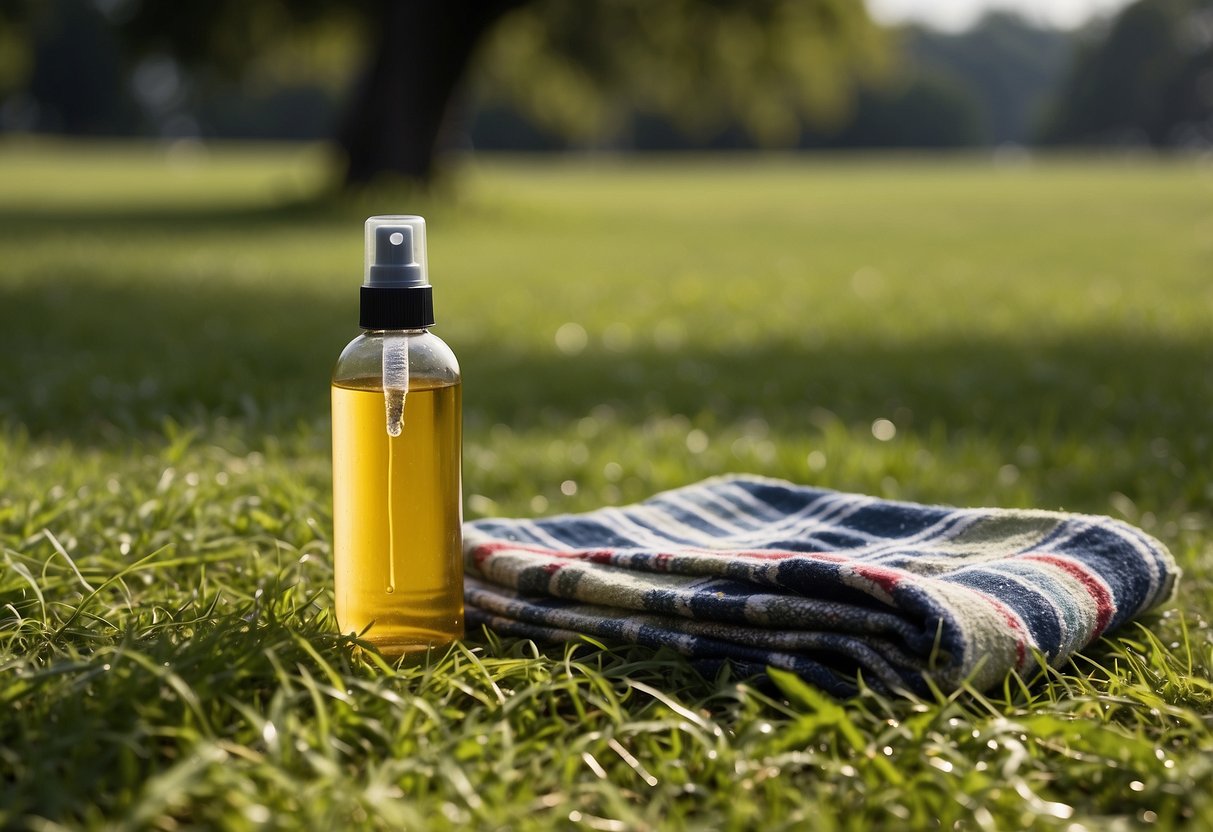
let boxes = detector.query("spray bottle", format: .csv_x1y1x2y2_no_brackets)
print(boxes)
331,215,463,655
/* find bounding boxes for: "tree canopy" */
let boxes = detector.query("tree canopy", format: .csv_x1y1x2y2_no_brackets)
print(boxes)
1042,0,1213,146
473,0,888,148
0,0,888,183
6,0,1210,179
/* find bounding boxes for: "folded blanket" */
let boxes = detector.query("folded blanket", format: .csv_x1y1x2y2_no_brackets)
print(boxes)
463,475,1179,696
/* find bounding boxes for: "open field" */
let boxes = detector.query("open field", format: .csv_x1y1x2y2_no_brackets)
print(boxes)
1,140,1211,829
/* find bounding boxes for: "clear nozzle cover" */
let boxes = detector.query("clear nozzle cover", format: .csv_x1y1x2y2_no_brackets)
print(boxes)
364,215,428,288
359,215,435,330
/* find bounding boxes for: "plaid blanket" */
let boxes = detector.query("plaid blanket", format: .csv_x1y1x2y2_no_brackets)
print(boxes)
463,475,1179,696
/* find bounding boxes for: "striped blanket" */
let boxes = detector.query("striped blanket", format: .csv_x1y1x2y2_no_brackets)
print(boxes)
463,475,1179,695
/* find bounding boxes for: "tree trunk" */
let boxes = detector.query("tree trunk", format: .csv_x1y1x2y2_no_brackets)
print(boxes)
339,0,524,186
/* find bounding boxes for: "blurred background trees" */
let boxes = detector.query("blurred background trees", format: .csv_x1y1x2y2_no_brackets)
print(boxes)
1040,0,1213,147
1,0,1211,185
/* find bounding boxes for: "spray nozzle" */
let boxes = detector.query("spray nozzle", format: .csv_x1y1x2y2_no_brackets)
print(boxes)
369,225,425,286
359,215,435,331
364,215,429,288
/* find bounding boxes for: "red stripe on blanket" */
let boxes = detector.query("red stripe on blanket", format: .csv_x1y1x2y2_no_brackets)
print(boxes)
471,541,561,565
1022,553,1115,637
850,563,904,594
471,542,614,563
979,594,1029,668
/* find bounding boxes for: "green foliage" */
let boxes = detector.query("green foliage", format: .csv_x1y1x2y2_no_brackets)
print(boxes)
111,0,352,77
0,0,136,134
0,11,33,97
1,142,1212,828
475,0,889,145
1042,0,1213,146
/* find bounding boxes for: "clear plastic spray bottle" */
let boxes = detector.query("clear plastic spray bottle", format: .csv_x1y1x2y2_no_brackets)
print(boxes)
331,216,463,655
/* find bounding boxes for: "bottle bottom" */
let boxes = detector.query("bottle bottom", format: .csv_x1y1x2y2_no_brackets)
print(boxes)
358,625,465,659
338,589,464,659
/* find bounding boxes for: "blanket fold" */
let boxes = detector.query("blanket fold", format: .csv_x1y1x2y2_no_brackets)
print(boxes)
463,475,1179,695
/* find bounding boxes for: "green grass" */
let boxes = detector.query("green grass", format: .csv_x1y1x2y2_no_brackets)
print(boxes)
1,138,1212,830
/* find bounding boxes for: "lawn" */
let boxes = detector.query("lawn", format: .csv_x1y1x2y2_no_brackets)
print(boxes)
1,139,1211,829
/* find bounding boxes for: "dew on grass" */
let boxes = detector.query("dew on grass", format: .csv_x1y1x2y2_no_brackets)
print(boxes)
581,751,608,780
555,322,588,355
872,419,896,441
245,806,271,824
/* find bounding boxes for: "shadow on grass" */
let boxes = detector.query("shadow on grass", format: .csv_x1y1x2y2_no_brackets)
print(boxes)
2,197,1210,514
2,267,1208,449
0,178,473,240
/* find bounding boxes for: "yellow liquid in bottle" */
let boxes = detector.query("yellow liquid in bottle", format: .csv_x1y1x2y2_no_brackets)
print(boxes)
331,377,463,654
